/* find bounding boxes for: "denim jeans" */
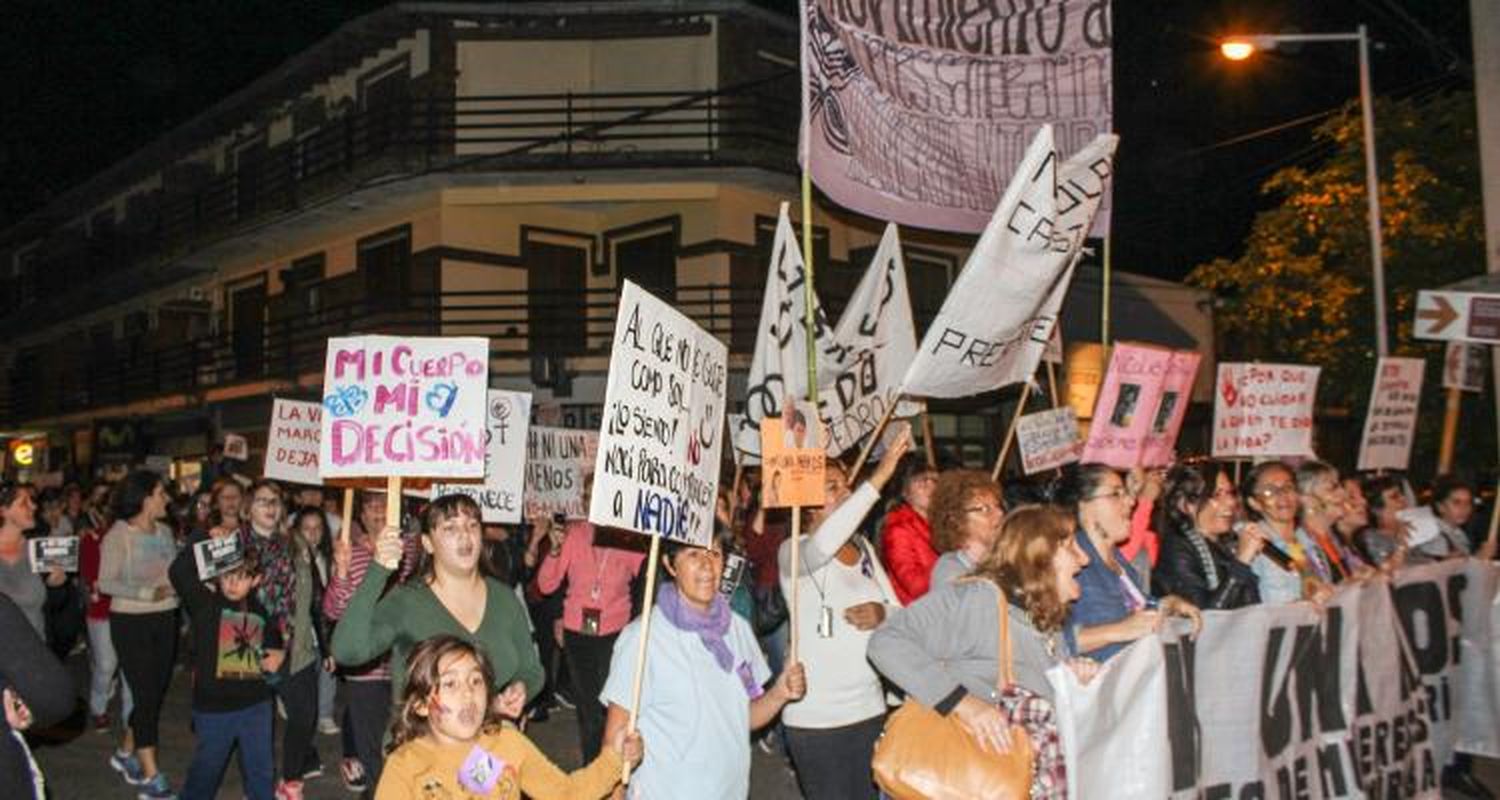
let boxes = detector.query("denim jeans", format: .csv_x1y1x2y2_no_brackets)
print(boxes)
317,666,336,721
183,700,273,800
86,617,134,720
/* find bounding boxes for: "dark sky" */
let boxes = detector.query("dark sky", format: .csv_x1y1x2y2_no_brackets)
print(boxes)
0,0,1476,281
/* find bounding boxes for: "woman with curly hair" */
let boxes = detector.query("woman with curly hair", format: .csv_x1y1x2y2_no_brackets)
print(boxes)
868,505,1097,799
927,470,1006,587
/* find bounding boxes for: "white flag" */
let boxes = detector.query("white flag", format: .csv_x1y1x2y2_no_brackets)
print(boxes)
734,202,844,460
819,223,924,456
901,127,1118,399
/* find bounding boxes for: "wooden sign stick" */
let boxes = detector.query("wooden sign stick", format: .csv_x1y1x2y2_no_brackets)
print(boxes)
991,381,1034,482
622,533,664,786
340,487,354,545
788,508,801,666
850,399,902,478
386,476,402,529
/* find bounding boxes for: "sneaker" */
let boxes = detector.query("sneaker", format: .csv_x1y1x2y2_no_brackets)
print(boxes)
340,758,368,793
275,779,304,800
301,763,324,780
552,691,576,710
110,750,147,786
317,716,340,735
136,773,176,800
92,713,111,734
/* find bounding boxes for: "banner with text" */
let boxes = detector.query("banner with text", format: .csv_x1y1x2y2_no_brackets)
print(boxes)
1212,363,1320,459
1053,559,1500,800
1016,407,1082,475
1140,350,1202,467
318,335,490,479
431,389,532,524
1080,343,1173,468
265,399,322,485
800,0,1113,235
1357,357,1425,472
524,426,599,521
901,127,1117,398
590,281,727,546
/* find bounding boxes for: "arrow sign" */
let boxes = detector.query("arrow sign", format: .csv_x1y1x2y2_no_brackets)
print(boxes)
1417,295,1459,334
1414,290,1483,343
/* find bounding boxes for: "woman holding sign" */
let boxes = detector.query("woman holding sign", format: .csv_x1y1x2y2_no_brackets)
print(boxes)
331,494,543,728
0,483,63,638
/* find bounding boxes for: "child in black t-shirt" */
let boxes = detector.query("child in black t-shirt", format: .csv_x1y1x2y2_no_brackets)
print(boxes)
169,545,284,800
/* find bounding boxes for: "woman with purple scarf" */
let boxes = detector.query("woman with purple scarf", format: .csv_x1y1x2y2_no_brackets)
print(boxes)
601,538,806,799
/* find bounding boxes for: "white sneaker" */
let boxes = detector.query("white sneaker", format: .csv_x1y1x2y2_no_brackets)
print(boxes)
317,717,340,735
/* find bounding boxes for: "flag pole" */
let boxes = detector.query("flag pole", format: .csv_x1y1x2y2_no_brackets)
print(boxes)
991,382,1034,481
921,411,938,468
622,534,663,785
1101,235,1113,348
849,398,902,477
801,171,819,407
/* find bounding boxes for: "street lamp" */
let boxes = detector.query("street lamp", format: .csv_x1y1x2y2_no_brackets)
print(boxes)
1221,25,1389,357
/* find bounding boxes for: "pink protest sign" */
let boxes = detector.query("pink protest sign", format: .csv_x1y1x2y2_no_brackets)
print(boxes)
1139,351,1202,467
318,335,491,479
1080,344,1174,469
1211,363,1320,459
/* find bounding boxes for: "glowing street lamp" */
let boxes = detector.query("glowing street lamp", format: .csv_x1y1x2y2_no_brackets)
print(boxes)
1220,25,1389,357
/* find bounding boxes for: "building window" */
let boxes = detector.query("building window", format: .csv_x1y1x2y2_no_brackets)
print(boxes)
359,226,412,310
613,229,677,304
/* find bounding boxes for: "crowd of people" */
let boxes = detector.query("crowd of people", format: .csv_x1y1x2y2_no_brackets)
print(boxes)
0,435,1496,799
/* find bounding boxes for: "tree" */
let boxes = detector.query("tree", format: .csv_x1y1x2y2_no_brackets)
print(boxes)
1188,90,1487,474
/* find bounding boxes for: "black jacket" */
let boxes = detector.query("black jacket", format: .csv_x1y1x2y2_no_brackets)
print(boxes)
1152,530,1260,610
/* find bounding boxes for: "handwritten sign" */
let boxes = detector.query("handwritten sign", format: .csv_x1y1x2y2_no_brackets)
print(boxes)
760,399,826,508
589,281,727,546
1139,350,1202,467
193,536,245,581
265,399,322,485
1442,342,1485,393
525,426,598,521
1356,357,1425,471
1015,408,1082,475
318,335,490,479
223,433,249,461
1081,344,1174,468
1212,363,1320,458
431,390,532,524
28,537,77,572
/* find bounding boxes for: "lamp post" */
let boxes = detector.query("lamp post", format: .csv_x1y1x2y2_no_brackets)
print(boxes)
1221,25,1389,357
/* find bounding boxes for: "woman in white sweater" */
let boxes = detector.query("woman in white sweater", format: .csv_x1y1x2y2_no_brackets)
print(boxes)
777,431,909,799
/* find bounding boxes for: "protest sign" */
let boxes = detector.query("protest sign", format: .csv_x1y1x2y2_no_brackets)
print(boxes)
1357,357,1425,472
1053,559,1500,799
760,399,826,508
1015,407,1082,475
431,390,532,524
1443,342,1486,392
819,224,923,456
589,281,727,546
1080,343,1174,468
800,0,1114,235
1140,350,1202,467
223,433,249,461
28,537,77,572
1211,363,1319,458
193,536,245,581
525,426,599,520
1065,342,1108,420
734,203,845,462
264,399,322,485
318,335,490,479
901,127,1117,399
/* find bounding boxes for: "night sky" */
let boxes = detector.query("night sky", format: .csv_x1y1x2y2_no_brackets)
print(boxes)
0,0,1476,281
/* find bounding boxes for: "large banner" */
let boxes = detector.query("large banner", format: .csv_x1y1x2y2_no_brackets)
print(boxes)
819,223,923,456
430,389,532,524
800,0,1113,235
1212,363,1320,459
590,281,727,546
265,399,322,485
319,335,490,479
1356,357,1425,472
900,126,1117,399
524,426,599,521
1053,560,1500,800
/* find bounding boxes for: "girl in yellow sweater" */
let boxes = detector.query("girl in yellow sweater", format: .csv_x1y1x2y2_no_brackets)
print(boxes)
376,635,642,800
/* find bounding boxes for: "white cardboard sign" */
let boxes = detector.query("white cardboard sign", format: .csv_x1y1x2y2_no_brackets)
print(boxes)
431,389,533,524
1211,363,1320,458
1356,357,1425,472
264,399,323,485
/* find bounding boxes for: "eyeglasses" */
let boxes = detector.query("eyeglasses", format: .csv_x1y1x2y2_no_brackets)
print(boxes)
1255,484,1296,499
1085,488,1132,502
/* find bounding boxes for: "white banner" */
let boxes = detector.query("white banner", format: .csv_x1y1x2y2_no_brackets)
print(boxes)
524,426,599,521
1015,407,1082,475
901,127,1117,399
734,203,845,461
590,281,727,546
430,389,532,524
1212,363,1320,459
264,399,323,486
1357,357,1425,472
318,335,490,479
1053,560,1500,800
819,223,923,456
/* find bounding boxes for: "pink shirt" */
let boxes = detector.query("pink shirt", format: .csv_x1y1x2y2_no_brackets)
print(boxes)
536,522,645,636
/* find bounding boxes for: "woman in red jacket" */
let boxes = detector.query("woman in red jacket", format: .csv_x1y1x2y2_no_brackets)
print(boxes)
879,459,939,604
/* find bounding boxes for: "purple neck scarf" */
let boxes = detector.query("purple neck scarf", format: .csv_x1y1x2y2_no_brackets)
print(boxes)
657,583,762,698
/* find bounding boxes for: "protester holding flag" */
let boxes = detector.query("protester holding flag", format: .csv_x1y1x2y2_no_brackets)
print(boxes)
879,458,939,604
778,434,908,799
1056,464,1201,661
1151,462,1261,610
1422,476,1497,561
927,470,1006,587
1241,463,1334,605
868,506,1099,799
600,539,806,800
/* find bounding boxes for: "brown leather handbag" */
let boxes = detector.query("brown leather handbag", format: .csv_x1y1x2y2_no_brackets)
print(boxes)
871,583,1035,800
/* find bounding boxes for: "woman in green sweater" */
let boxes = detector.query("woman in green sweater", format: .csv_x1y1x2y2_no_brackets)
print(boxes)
330,494,543,722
